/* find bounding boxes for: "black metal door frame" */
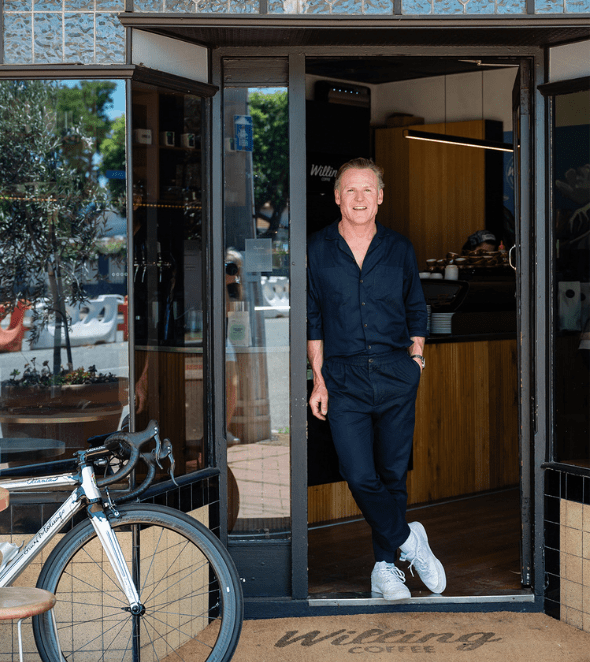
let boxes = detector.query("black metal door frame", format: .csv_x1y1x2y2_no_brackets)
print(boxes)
208,42,545,611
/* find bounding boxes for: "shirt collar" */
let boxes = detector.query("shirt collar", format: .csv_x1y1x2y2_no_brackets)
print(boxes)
325,219,386,244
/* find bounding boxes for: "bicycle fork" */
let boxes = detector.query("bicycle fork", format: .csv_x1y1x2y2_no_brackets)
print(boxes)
80,465,144,615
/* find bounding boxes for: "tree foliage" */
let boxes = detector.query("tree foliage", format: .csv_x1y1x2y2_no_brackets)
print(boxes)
99,114,127,216
249,90,289,238
0,80,110,372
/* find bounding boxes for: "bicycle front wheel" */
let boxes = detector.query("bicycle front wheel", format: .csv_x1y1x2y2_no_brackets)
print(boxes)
33,503,243,662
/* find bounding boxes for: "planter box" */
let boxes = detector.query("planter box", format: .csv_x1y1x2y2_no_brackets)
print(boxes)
0,377,129,457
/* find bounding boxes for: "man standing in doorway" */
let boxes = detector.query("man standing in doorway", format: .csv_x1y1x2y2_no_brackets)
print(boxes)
307,158,446,600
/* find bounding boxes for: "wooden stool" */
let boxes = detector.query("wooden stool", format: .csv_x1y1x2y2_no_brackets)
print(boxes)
0,488,62,662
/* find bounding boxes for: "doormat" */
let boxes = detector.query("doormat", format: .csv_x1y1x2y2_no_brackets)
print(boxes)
230,612,590,661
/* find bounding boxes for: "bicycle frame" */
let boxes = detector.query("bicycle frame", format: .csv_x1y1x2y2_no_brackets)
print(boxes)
0,465,142,612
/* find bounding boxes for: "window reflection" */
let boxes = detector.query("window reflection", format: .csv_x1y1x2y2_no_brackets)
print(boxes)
131,81,206,477
553,88,590,466
224,87,291,536
0,79,129,468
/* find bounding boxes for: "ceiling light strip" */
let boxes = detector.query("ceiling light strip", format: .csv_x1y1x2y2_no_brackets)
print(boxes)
404,129,514,153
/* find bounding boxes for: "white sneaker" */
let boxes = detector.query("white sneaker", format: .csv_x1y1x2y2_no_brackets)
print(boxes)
400,521,446,594
371,561,411,601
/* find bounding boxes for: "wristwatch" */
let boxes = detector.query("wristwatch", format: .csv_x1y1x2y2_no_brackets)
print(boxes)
410,354,425,370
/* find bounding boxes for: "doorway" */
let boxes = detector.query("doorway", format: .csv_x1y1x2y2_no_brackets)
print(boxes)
304,56,527,600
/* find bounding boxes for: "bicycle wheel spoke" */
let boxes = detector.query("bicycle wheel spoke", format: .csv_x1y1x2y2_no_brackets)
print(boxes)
34,505,242,662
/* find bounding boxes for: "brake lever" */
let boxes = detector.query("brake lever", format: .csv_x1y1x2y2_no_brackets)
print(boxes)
158,439,178,486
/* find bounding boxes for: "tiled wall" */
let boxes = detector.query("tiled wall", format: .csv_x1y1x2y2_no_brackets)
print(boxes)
3,0,590,66
544,468,590,632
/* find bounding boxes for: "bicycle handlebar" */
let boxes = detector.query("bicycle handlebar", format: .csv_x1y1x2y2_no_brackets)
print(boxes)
81,420,163,490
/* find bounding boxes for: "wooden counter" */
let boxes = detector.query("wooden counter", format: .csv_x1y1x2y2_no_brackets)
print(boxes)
308,337,519,524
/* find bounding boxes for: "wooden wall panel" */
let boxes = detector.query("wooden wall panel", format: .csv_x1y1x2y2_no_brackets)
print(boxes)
308,339,519,524
375,120,486,271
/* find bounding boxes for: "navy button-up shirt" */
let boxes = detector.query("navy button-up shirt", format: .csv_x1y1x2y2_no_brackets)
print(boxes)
307,220,428,361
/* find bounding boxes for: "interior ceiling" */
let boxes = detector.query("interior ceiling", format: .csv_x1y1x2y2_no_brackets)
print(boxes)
305,57,513,85
142,24,590,51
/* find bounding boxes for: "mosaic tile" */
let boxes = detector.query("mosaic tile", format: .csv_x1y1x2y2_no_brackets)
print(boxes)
462,0,495,12
332,0,364,11
64,0,94,8
65,13,95,64
535,0,565,11
95,12,126,64
3,13,33,64
33,13,63,63
229,0,261,11
194,0,230,10
34,0,62,9
362,0,393,11
165,0,198,10
133,0,164,10
3,0,32,10
97,0,126,10
546,468,561,498
565,0,590,11
433,0,463,12
496,0,527,10
402,0,432,12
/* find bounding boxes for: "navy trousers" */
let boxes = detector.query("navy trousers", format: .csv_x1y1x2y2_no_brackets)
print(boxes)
322,350,421,563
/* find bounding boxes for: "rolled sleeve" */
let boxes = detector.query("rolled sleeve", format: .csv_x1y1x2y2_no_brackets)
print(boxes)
403,244,429,339
307,262,324,341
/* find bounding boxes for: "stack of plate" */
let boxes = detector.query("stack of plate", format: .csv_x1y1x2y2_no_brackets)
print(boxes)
426,305,432,334
430,312,454,335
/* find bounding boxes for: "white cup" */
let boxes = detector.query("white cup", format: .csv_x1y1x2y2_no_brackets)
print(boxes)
430,273,443,280
419,272,431,279
445,265,459,280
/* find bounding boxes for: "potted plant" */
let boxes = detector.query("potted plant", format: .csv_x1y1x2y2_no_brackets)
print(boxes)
0,80,128,454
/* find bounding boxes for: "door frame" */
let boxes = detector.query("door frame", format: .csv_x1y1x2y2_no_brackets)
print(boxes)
208,42,545,614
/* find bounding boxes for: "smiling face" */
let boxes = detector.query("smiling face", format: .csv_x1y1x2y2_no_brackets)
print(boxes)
334,167,383,228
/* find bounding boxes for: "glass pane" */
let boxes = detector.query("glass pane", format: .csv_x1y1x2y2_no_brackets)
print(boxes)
132,81,206,477
552,88,590,466
0,80,129,467
223,87,291,537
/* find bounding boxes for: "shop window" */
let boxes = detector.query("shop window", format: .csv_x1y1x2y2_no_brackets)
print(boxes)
223,82,291,538
0,79,129,469
131,78,210,478
552,84,590,467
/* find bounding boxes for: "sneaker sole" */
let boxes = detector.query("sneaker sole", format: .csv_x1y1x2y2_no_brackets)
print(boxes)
409,522,447,594
371,585,411,601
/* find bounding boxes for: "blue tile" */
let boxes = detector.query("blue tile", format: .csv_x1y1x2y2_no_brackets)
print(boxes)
3,13,33,64
97,0,126,10
95,13,126,64
565,0,590,10
3,0,32,10
64,0,94,9
496,0,527,11
432,0,463,13
165,0,198,9
195,0,230,10
65,13,94,64
133,0,164,10
535,0,565,12
463,0,495,12
34,0,61,9
402,0,433,11
34,13,63,63
363,0,393,11
229,0,260,10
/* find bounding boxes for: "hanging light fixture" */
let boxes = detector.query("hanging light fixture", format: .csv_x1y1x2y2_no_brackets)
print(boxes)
403,129,513,152
404,69,514,153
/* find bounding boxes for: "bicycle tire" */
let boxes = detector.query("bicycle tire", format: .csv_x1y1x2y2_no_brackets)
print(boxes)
33,503,243,662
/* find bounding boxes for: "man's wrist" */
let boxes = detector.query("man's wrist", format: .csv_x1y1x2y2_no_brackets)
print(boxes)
410,354,425,370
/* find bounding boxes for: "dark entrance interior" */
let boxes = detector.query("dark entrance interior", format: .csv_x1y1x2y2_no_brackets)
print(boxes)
305,55,525,599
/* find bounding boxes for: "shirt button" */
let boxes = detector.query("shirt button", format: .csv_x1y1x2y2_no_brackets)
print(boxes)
368,345,372,349
360,279,363,283
361,302,365,306
368,358,373,363
364,323,367,327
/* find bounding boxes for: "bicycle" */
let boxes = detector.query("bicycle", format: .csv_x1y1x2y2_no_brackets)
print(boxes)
0,420,243,662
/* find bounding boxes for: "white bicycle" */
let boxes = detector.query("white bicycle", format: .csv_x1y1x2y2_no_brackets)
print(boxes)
0,420,243,662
